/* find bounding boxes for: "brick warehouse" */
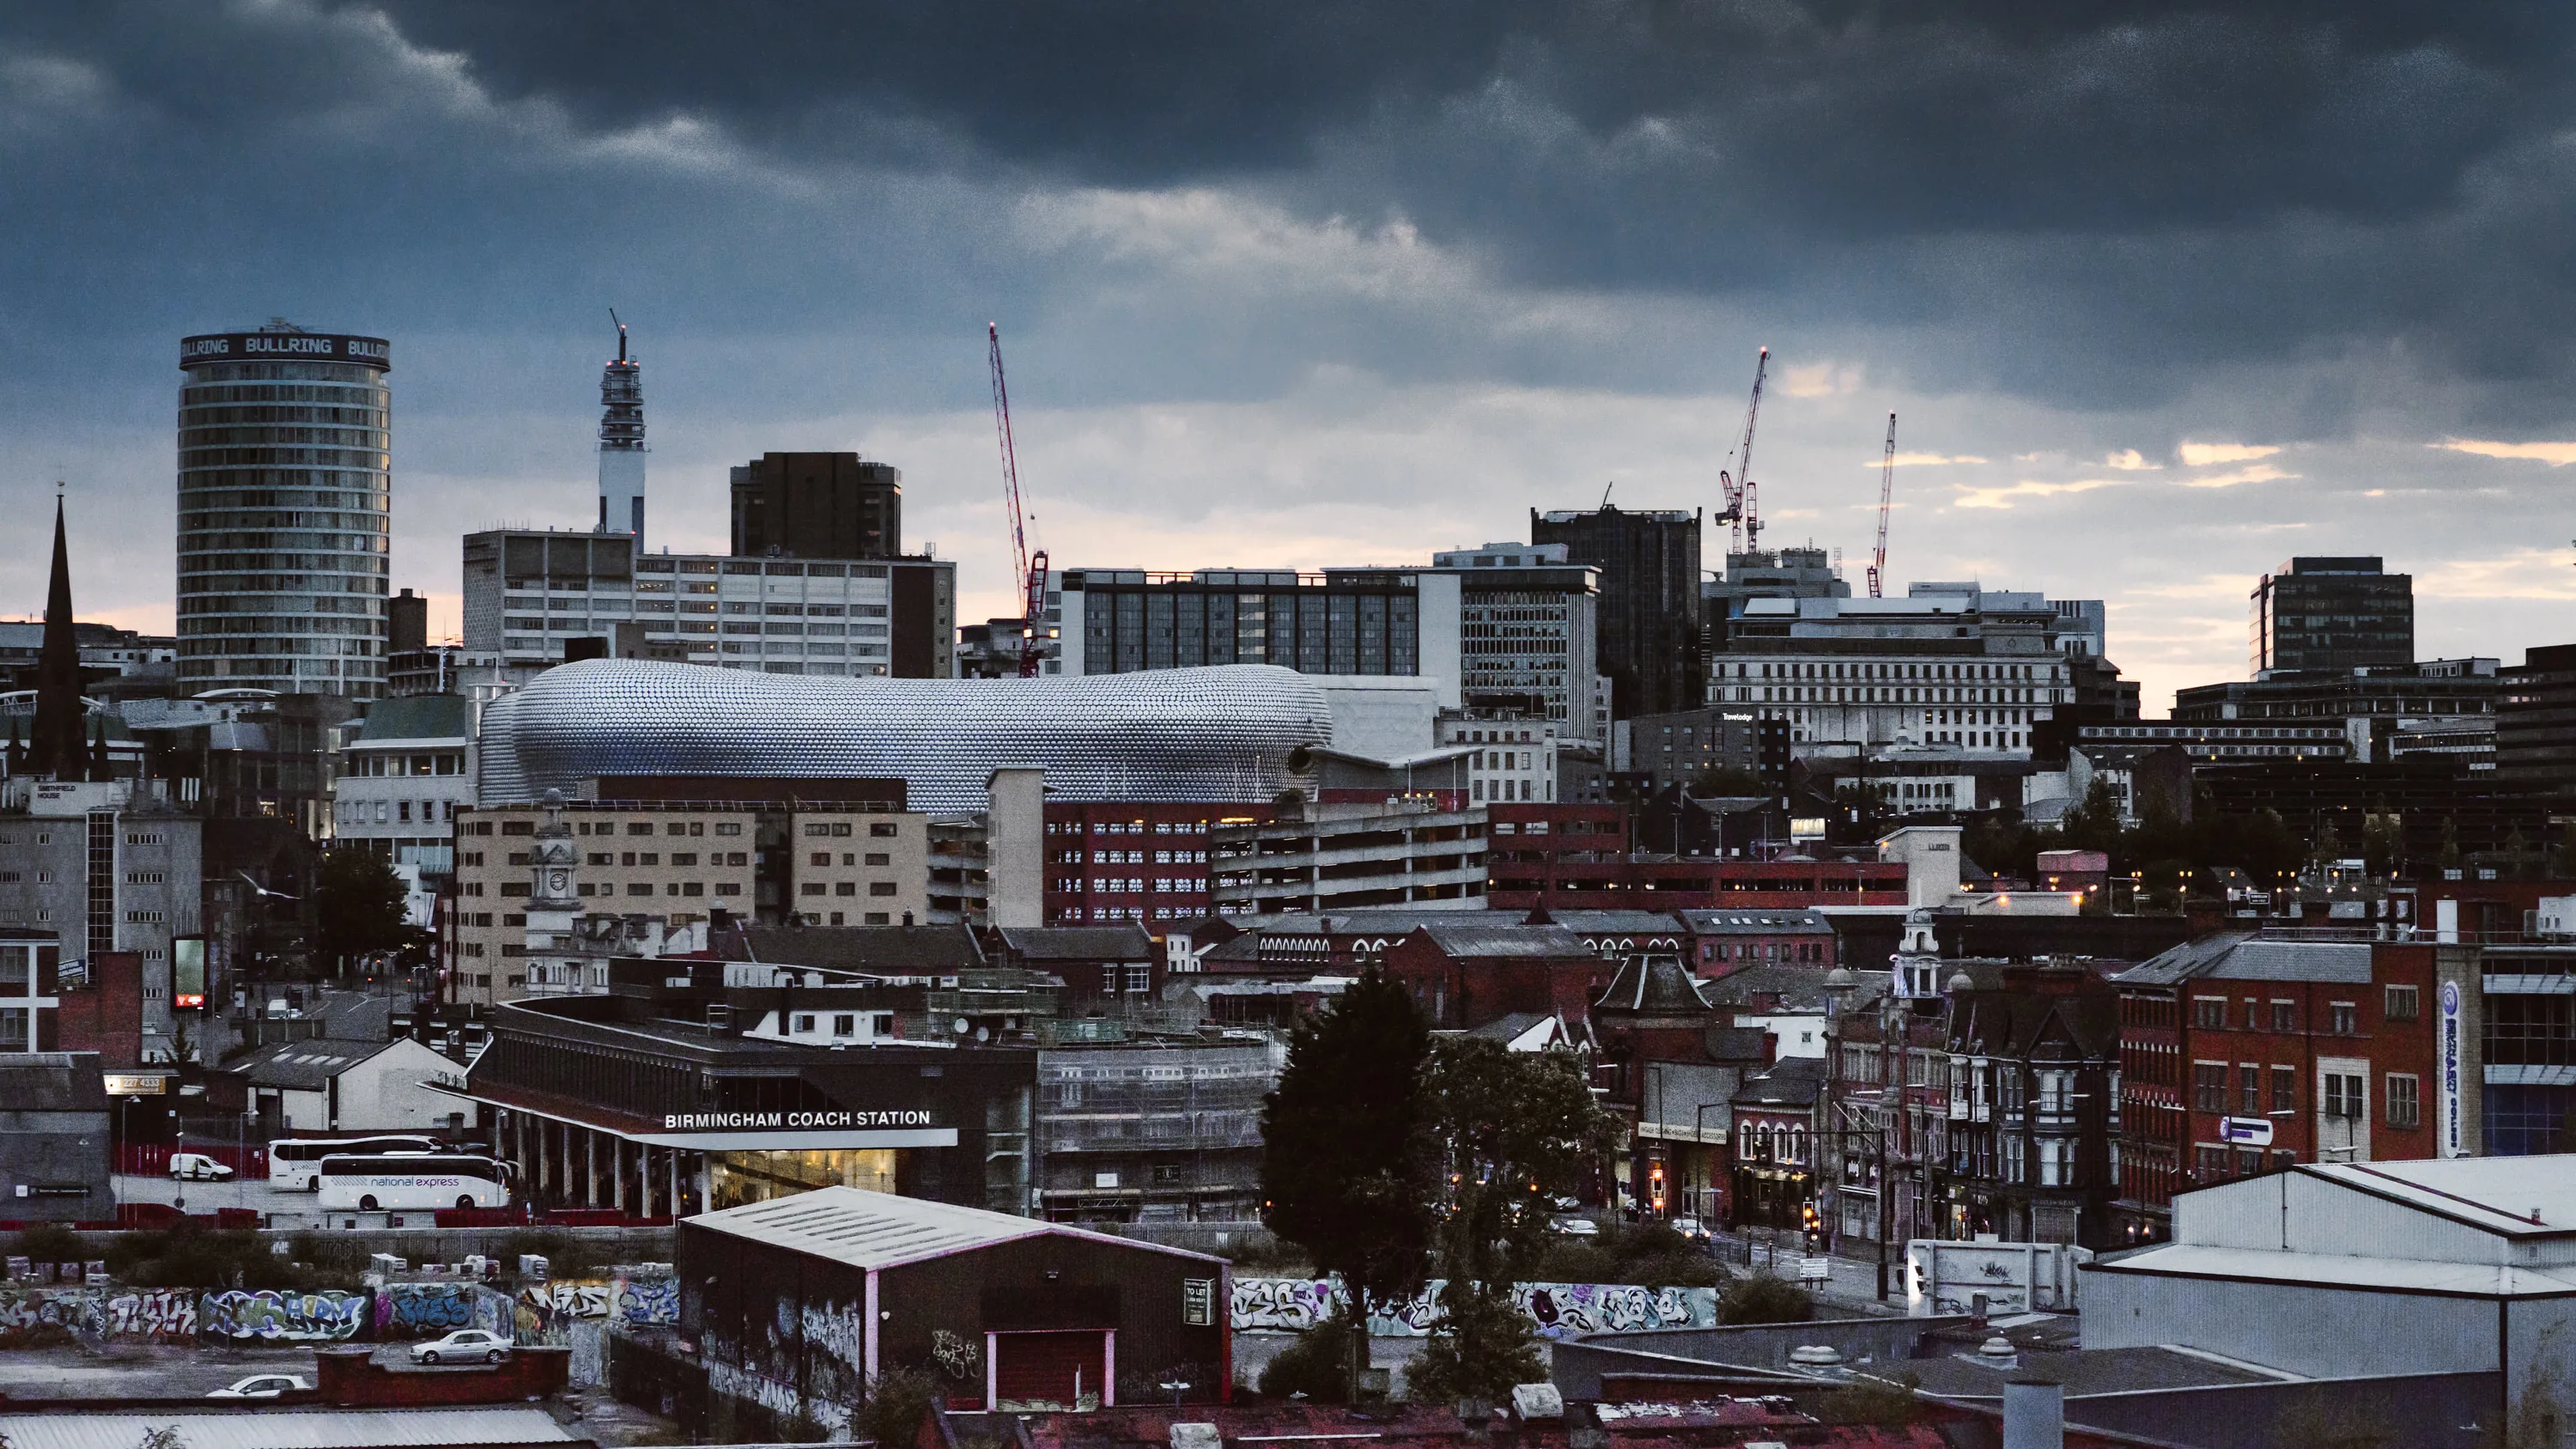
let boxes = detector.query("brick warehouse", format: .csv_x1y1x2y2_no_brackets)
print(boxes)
683,1186,1230,1436
2111,933,2439,1243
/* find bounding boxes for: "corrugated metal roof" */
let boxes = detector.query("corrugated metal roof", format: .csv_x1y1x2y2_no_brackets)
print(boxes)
2311,1157,2576,1234
2093,1242,2576,1298
689,1184,1221,1269
0,1408,574,1449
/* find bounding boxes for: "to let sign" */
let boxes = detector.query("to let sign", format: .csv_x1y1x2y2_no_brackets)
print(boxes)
1182,1278,1215,1327
2219,1116,2275,1147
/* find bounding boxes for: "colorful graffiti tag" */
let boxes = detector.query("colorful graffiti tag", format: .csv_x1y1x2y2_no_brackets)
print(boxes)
618,1276,678,1327
0,1290,100,1337
105,1290,196,1341
378,1282,478,1337
1230,1279,1718,1337
200,1289,370,1342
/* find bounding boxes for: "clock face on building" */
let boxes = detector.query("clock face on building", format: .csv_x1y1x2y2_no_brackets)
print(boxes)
547,871,568,894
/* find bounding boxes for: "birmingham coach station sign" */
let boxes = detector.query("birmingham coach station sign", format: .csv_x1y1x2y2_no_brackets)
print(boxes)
662,1109,939,1132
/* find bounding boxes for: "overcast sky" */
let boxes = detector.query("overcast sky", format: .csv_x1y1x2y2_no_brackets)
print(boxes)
4,1,2573,710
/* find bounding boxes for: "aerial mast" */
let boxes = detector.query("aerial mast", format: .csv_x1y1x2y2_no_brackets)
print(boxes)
1868,412,1896,599
987,324,1048,677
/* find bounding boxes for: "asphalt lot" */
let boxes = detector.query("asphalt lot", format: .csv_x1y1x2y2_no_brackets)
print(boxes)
112,1172,298,1214
0,1343,501,1400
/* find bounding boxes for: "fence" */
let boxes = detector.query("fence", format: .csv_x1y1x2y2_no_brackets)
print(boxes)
118,1142,268,1177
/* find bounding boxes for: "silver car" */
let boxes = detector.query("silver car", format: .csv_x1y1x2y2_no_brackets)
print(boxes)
411,1328,512,1365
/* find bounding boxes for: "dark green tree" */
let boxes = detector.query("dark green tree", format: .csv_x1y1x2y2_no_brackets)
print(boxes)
312,848,412,969
1259,966,1435,1388
2437,816,2464,872
2057,778,2125,858
1409,1040,1607,1406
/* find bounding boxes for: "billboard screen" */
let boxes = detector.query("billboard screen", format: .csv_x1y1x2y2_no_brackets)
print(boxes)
173,935,206,1010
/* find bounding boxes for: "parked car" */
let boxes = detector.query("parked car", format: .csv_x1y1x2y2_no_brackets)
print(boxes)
411,1328,512,1365
207,1374,308,1399
1549,1215,1600,1239
167,1153,234,1181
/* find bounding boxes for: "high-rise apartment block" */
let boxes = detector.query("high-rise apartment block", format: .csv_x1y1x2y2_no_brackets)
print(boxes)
730,453,902,560
176,324,392,698
2251,557,2414,675
1530,505,1702,719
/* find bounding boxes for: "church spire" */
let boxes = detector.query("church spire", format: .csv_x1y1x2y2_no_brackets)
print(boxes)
29,491,86,781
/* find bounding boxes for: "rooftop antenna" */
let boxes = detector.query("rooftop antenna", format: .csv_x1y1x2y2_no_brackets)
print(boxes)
1601,480,1615,509
611,307,628,362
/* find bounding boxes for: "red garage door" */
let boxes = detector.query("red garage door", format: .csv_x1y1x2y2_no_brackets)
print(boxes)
993,1330,1109,1409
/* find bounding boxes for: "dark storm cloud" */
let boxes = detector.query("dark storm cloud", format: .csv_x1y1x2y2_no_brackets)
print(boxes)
343,1,2563,234
5,1,2576,419
228,0,2576,417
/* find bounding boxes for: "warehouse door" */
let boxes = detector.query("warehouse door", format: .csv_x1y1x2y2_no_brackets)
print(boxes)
990,1330,1110,1409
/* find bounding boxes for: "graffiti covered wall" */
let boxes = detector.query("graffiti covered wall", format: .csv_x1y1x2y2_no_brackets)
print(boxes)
200,1289,371,1342
0,1289,100,1338
1229,1278,1719,1337
106,1289,197,1341
378,1282,479,1338
511,1275,680,1385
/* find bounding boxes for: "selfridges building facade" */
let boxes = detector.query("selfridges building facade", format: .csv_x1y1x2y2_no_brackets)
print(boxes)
477,659,1334,810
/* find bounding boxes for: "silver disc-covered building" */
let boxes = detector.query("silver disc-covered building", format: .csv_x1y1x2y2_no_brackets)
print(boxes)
476,659,1333,811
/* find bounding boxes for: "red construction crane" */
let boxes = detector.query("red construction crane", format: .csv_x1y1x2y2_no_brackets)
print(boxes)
987,324,1049,677
1868,412,1897,599
1714,347,1769,554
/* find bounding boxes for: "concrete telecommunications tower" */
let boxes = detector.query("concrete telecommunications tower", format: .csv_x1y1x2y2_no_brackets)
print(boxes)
598,313,647,547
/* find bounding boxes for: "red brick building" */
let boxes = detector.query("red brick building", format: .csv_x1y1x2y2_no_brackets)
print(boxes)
1485,804,1906,910
2111,932,2439,1243
1381,918,1618,1030
1041,801,1274,927
54,950,144,1069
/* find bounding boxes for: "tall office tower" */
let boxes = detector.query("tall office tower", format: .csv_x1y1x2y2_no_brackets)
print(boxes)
2251,557,2414,675
597,321,646,546
1530,505,1703,719
730,453,902,559
177,322,392,699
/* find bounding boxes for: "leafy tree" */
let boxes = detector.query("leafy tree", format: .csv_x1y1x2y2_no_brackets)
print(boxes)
2361,800,2403,877
2057,778,2125,856
312,849,412,969
859,1367,940,1447
1260,967,1435,1387
1716,1271,1814,1324
2437,816,2463,872
1256,1308,1364,1401
1409,1041,1607,1405
2312,821,2347,872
